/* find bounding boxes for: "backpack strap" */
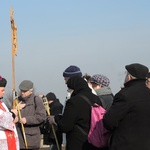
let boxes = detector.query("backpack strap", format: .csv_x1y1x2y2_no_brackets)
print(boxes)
79,95,92,106
33,96,37,109
75,95,92,136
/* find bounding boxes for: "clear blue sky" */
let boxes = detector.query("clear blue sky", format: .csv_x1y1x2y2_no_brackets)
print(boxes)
0,0,150,105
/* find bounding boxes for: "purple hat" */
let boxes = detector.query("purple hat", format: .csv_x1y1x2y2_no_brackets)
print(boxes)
0,76,7,87
90,74,110,87
63,65,82,78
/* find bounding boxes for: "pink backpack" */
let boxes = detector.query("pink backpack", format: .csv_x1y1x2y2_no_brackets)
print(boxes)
80,95,111,148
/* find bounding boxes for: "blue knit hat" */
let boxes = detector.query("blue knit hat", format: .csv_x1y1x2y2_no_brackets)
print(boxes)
63,65,82,77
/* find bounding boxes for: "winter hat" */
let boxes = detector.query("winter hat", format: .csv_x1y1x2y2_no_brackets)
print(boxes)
19,80,33,91
90,74,110,87
0,76,7,87
63,65,82,78
125,63,149,79
46,92,57,101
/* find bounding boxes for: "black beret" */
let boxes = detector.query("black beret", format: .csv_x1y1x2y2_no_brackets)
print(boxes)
125,63,149,79
0,76,7,87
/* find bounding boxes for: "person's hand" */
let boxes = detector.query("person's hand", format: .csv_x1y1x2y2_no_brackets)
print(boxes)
11,109,18,116
17,101,26,110
13,116,19,123
47,115,55,124
20,117,27,124
38,94,44,98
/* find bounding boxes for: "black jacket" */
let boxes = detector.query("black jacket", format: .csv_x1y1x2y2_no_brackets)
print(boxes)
43,99,63,145
55,76,102,150
103,79,150,150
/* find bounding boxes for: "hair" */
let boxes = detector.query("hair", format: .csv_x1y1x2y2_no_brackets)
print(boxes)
90,82,100,89
127,72,137,80
83,73,91,82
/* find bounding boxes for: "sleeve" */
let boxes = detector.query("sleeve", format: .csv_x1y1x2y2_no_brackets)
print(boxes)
54,99,78,133
0,109,14,131
103,92,129,131
51,103,63,115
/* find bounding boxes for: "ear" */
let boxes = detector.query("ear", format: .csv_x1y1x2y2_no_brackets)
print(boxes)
95,84,101,90
124,72,131,84
128,74,133,81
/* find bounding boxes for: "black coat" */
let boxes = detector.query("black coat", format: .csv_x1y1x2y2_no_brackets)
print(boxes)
103,79,150,150
43,99,63,145
55,76,102,150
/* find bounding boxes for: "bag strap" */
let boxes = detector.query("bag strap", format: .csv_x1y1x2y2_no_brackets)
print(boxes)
75,95,92,136
33,96,37,109
79,95,92,106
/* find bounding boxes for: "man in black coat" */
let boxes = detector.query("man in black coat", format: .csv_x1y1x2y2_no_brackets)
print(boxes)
48,76,102,150
103,63,150,150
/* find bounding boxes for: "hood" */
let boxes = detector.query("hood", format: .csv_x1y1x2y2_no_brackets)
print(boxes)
95,86,113,96
67,76,90,95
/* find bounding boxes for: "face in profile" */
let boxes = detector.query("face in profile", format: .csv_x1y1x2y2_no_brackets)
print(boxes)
124,71,129,84
64,77,70,84
0,87,5,99
20,90,32,98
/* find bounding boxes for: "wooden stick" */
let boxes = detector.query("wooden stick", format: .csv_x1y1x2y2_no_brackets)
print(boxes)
42,96,60,150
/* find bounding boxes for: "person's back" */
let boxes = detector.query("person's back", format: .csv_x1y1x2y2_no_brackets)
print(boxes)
96,86,113,110
103,63,150,150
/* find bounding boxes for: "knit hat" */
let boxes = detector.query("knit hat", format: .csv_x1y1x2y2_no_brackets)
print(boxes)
90,74,110,87
0,76,7,87
63,65,82,77
46,92,57,101
19,80,33,91
125,63,149,79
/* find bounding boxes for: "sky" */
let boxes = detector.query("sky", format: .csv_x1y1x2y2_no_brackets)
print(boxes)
0,0,150,106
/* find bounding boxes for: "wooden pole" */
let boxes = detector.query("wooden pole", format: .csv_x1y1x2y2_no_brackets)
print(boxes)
10,6,28,149
42,96,60,150
10,6,17,109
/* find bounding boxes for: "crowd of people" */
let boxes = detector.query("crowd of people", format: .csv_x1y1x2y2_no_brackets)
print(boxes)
0,62,150,150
